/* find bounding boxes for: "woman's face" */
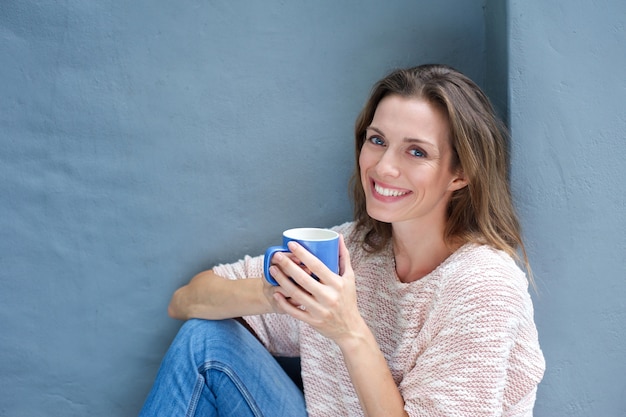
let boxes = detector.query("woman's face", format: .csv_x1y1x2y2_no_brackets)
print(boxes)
359,95,466,228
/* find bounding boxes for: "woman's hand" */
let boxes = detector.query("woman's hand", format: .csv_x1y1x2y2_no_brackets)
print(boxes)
267,234,408,416
266,234,365,344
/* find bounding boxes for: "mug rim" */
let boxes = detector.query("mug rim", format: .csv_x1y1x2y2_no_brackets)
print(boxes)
283,227,338,241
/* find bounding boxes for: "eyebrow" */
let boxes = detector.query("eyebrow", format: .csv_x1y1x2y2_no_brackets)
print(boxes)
366,126,435,147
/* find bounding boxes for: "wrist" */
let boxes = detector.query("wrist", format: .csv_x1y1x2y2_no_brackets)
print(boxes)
335,316,374,355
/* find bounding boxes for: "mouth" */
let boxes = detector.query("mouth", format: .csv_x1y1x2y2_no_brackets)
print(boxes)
372,181,411,197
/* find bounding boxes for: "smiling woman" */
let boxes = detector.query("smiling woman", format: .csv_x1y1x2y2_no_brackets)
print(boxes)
139,64,544,417
351,65,530,278
359,96,467,240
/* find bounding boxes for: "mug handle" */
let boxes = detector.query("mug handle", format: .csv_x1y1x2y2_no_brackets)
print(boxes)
263,245,288,286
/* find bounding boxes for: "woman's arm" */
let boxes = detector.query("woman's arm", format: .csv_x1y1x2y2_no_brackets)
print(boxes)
268,237,408,417
336,321,409,417
168,270,274,320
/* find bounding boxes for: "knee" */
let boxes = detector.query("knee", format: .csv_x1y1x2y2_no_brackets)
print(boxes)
174,319,244,349
177,318,234,337
179,318,220,333
167,319,253,365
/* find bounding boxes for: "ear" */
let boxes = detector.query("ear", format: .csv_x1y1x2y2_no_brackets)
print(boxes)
448,170,468,192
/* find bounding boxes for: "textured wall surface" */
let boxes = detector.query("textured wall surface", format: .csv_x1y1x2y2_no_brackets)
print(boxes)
509,1,626,415
0,1,485,415
7,1,623,415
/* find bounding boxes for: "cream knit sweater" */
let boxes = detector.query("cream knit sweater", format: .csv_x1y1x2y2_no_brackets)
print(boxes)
213,222,545,417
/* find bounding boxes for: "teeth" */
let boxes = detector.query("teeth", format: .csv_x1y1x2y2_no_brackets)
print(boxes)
374,183,409,197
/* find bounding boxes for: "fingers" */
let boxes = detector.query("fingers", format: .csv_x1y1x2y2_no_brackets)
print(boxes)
285,241,338,287
272,243,327,289
274,252,311,275
269,237,351,313
272,291,310,320
268,257,317,308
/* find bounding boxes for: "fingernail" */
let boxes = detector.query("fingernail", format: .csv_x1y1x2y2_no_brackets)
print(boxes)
274,252,284,261
287,241,299,250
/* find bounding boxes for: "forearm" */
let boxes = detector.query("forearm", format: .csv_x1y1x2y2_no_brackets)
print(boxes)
168,270,272,320
338,319,408,417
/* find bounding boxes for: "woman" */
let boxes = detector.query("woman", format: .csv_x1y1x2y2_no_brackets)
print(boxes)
139,64,545,417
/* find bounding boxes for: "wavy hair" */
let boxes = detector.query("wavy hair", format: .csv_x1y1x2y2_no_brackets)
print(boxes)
349,64,531,278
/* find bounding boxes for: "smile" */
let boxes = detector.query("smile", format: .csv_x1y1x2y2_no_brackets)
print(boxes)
373,182,410,197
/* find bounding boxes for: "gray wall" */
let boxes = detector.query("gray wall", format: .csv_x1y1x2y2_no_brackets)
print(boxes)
509,0,626,415
0,1,486,416
3,1,625,416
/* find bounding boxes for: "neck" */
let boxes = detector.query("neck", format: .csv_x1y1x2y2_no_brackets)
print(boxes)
391,221,456,283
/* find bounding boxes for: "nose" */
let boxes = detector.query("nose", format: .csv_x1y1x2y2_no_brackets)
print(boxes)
374,148,401,178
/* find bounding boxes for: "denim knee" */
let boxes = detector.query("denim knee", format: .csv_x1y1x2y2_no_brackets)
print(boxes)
178,318,235,337
173,319,249,355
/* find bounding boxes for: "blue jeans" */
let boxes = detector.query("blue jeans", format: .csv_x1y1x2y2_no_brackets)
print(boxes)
139,319,308,417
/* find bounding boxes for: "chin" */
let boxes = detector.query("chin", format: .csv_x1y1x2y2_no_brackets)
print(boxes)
365,206,395,224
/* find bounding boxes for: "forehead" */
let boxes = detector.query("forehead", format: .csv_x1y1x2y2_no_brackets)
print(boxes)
370,95,451,145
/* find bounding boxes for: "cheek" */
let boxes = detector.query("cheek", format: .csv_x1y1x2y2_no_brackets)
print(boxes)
358,150,368,177
358,152,373,191
359,146,375,173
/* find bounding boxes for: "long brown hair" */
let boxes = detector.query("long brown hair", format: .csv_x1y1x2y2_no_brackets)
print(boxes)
350,64,531,278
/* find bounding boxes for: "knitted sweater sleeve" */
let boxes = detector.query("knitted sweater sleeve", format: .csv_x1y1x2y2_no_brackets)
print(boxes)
401,249,545,417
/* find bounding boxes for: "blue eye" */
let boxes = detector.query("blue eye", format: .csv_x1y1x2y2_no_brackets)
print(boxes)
410,148,425,158
369,136,385,146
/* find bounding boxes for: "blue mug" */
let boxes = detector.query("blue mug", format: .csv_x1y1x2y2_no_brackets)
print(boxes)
263,228,340,286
